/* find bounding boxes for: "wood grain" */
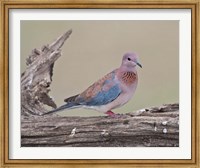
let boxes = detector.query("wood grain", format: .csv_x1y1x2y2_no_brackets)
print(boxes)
21,103,179,147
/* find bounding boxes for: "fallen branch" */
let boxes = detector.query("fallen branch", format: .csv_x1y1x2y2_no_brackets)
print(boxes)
21,103,179,147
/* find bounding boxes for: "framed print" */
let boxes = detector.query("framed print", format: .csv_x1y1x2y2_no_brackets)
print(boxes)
0,0,199,167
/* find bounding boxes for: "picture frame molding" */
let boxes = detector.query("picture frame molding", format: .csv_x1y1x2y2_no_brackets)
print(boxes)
1,0,199,167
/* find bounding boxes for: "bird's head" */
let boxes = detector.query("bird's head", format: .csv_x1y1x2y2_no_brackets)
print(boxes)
121,52,142,69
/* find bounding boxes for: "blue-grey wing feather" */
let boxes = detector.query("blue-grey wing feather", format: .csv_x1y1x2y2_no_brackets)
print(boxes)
80,84,121,106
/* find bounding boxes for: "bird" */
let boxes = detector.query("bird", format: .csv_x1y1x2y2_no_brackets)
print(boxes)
42,52,142,117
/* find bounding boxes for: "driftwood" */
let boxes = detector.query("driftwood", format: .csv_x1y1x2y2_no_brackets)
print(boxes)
21,30,179,147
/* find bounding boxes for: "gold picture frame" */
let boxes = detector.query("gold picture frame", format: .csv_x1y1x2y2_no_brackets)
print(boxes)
0,0,199,167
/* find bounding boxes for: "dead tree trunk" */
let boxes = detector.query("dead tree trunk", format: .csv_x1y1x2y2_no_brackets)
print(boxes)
21,30,179,147
21,29,72,116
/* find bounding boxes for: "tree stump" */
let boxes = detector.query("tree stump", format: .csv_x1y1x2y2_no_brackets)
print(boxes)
21,30,179,147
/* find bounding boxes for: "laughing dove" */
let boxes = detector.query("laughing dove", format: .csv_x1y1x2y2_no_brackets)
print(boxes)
43,52,142,117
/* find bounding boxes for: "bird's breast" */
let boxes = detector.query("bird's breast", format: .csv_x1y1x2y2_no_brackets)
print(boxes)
121,71,137,86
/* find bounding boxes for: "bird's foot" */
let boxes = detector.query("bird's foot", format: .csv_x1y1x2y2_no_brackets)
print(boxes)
105,111,122,118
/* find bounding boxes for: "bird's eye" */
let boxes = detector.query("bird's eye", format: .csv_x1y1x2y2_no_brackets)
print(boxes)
128,58,131,61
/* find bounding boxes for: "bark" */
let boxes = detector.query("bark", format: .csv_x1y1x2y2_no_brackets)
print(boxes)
21,30,179,147
21,29,72,116
21,103,179,147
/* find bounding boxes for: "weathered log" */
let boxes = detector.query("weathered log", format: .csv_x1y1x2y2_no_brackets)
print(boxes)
21,29,72,116
21,103,179,147
21,30,179,147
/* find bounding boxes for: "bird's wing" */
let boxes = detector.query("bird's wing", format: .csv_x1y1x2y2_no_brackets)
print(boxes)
64,94,79,103
64,70,122,106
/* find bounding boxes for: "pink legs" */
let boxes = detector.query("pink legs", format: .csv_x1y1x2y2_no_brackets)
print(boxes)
105,111,122,118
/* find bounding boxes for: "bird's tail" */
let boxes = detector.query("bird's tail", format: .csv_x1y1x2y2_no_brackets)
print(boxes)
41,103,80,116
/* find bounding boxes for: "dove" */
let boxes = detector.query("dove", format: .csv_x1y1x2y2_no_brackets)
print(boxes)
43,52,142,117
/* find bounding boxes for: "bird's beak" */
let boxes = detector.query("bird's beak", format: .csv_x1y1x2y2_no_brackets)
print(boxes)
136,62,142,68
